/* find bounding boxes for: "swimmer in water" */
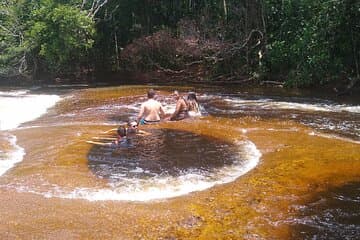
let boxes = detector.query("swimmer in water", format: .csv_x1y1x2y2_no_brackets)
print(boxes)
187,92,201,117
87,120,150,146
125,121,150,136
167,90,189,121
87,126,127,146
137,89,166,125
114,126,127,144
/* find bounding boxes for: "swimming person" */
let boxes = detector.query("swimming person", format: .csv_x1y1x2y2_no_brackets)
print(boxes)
87,125,127,146
103,121,149,138
168,90,189,121
114,126,127,144
126,121,139,134
137,89,165,125
187,92,201,117
126,120,150,136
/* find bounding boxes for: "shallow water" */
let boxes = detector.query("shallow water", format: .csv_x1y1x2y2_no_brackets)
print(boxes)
0,85,359,239
290,182,360,239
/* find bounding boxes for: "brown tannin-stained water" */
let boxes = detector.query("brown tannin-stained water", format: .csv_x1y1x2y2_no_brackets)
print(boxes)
0,85,359,239
88,129,242,178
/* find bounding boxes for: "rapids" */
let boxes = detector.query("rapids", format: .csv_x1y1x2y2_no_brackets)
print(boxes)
0,85,359,239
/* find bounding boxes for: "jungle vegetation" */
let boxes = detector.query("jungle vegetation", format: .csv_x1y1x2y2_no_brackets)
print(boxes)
0,0,359,89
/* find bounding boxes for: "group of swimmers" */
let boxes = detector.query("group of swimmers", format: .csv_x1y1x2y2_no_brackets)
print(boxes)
137,89,200,124
98,89,200,145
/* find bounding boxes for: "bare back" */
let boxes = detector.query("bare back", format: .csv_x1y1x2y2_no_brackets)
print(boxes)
170,97,189,121
138,99,165,122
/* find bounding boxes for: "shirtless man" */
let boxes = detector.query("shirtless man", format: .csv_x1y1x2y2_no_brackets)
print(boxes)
137,89,165,124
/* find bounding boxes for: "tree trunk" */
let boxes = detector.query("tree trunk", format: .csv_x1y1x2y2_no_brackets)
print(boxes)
114,31,120,69
223,0,227,20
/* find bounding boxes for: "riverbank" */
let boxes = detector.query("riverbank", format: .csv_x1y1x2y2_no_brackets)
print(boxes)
2,73,359,108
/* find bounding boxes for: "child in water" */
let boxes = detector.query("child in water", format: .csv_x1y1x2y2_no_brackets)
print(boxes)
114,126,127,145
87,120,150,146
86,125,127,146
114,121,150,145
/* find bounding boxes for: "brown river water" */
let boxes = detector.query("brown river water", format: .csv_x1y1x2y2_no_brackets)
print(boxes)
0,85,359,239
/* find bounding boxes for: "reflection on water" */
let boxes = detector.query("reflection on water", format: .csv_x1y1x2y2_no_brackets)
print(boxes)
88,129,240,180
290,182,360,240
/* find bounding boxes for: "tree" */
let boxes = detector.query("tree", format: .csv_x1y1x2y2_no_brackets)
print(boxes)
0,0,32,78
1,0,97,81
26,1,95,75
263,0,360,87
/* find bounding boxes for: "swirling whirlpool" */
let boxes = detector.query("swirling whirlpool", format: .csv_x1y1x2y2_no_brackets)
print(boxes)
86,129,260,201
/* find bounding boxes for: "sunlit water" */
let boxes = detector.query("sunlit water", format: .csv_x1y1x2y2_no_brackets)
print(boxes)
0,85,359,238
204,94,360,141
290,182,360,239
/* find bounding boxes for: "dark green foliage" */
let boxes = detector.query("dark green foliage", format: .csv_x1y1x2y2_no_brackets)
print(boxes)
1,0,358,87
0,0,95,79
0,0,29,77
264,0,360,87
26,2,94,73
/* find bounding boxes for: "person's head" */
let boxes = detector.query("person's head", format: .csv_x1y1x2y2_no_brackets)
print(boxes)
187,92,197,102
173,90,180,100
147,89,156,99
117,126,127,137
127,121,138,133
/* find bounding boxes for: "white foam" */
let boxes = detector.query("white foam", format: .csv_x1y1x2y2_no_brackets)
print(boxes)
188,111,202,117
12,140,261,202
0,90,61,130
308,131,360,144
0,135,25,176
0,90,60,177
223,98,360,114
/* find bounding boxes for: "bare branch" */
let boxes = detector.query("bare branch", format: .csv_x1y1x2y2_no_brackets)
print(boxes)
93,0,108,16
0,24,19,37
18,55,27,74
228,29,264,53
260,81,284,86
81,0,88,10
87,0,109,18
185,60,203,66
154,64,185,74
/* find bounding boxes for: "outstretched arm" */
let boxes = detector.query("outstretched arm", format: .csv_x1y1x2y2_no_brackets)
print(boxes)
137,104,145,123
137,129,151,136
159,105,166,119
103,128,117,133
92,136,117,140
170,100,182,120
86,140,112,146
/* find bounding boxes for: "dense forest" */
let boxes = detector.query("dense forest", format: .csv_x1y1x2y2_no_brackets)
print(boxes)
0,0,359,89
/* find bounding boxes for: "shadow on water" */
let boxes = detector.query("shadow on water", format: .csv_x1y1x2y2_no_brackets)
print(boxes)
290,182,360,240
87,129,242,181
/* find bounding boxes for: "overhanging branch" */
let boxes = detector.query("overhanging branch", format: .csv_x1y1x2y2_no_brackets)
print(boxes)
87,0,109,18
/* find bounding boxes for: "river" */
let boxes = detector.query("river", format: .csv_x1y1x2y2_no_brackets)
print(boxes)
0,84,359,239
